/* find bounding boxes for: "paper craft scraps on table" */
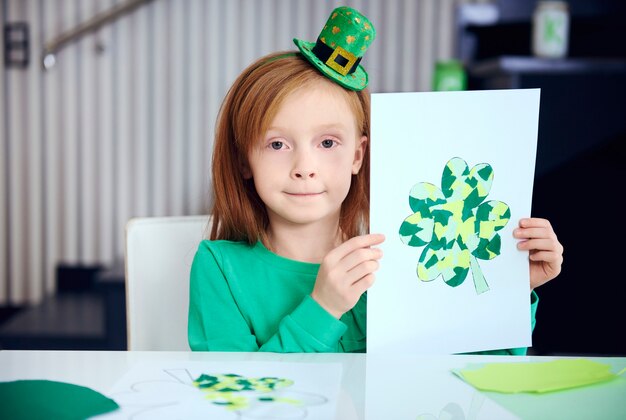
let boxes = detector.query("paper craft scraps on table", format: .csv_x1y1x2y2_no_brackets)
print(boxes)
453,358,625,394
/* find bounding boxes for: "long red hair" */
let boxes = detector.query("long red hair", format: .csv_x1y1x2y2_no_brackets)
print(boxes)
209,51,370,245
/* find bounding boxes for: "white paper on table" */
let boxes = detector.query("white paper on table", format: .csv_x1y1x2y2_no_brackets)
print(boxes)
94,360,342,420
368,89,540,354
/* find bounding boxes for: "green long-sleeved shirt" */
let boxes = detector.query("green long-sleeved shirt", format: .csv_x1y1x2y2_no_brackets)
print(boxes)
188,240,538,354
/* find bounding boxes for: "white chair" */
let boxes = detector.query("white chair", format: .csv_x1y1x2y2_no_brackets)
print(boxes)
124,215,211,350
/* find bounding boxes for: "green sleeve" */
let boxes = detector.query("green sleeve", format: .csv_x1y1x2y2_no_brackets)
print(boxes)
468,290,539,356
188,243,257,351
261,295,348,352
188,243,347,352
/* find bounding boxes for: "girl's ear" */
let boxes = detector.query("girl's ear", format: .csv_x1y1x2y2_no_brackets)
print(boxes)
352,135,368,174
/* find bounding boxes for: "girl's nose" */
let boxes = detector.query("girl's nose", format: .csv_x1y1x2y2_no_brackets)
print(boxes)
291,168,316,179
291,151,316,179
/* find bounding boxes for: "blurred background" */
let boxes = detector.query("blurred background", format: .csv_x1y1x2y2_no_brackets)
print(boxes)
1,0,625,355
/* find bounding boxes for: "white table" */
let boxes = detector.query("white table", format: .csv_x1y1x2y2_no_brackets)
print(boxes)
1,351,625,419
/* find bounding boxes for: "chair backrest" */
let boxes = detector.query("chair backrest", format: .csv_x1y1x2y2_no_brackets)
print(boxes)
125,215,210,350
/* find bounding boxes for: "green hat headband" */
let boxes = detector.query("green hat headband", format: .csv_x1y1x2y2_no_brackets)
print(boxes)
293,6,376,91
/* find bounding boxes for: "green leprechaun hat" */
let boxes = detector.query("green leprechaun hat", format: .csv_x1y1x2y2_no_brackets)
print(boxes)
293,6,376,91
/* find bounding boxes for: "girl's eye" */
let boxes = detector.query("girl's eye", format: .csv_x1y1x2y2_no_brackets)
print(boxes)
321,139,335,148
270,141,284,150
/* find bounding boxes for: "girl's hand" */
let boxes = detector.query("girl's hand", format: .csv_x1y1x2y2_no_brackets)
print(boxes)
514,218,564,291
312,234,385,319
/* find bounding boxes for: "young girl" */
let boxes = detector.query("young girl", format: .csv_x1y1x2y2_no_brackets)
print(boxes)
188,6,564,354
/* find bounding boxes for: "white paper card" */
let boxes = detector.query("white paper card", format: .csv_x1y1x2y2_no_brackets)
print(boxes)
95,360,342,420
368,89,540,354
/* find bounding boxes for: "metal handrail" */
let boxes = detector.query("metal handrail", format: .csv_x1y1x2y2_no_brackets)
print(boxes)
42,0,154,69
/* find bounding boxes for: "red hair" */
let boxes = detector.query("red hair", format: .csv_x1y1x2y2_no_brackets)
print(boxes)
209,51,370,245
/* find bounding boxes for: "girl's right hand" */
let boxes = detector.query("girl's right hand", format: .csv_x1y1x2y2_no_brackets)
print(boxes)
311,234,385,319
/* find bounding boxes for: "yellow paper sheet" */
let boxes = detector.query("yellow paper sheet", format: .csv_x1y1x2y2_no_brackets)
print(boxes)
454,359,623,394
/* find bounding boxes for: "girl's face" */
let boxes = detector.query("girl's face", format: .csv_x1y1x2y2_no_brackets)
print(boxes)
244,81,367,230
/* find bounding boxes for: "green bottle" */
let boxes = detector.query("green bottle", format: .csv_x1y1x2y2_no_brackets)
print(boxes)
432,60,467,91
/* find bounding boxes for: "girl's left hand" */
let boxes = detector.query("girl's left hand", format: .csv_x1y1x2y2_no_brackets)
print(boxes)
514,217,564,290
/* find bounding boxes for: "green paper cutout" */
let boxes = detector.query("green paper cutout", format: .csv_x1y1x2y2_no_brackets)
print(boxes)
399,157,510,294
453,359,624,394
193,373,298,411
0,379,119,420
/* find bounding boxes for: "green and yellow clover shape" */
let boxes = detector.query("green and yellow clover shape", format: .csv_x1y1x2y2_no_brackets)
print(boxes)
398,157,510,294
193,373,299,411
